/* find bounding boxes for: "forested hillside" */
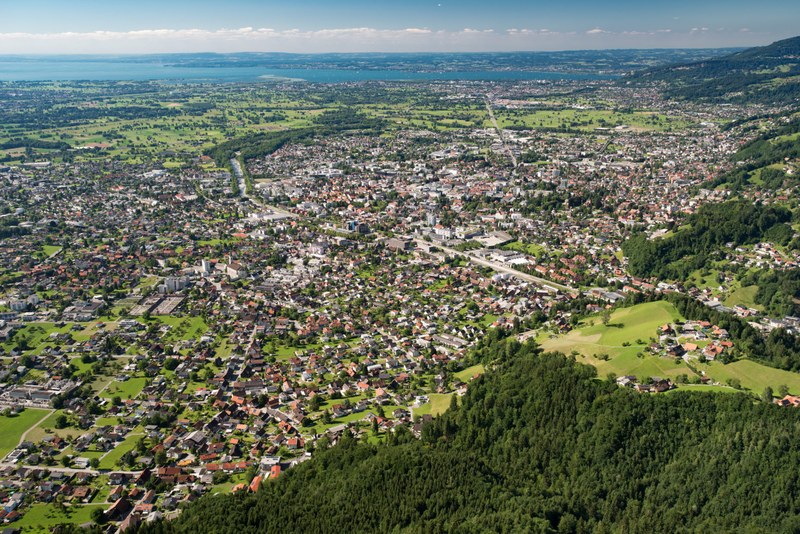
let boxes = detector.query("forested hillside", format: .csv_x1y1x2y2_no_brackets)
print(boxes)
137,339,800,534
628,35,800,104
622,200,795,280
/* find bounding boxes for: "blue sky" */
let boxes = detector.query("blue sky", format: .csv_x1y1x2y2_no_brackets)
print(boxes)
0,0,797,53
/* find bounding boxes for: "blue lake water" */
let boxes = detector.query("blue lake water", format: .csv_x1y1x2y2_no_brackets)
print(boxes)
0,59,614,83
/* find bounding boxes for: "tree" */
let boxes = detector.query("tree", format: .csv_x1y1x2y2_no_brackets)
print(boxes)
91,507,106,524
762,386,774,403
600,309,611,326
54,414,69,429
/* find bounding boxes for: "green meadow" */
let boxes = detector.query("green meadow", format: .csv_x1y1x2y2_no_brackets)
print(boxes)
0,408,51,459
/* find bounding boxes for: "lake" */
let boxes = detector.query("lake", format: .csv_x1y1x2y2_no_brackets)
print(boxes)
0,59,614,83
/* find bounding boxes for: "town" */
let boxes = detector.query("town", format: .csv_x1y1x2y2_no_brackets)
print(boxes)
0,75,798,531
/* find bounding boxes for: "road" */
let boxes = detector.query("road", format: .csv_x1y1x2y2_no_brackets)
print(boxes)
415,238,577,294
485,97,518,168
230,157,298,219
230,157,248,199
0,463,143,476
11,410,54,455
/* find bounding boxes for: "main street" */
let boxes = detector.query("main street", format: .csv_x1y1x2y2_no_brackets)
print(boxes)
413,238,577,294
485,97,518,168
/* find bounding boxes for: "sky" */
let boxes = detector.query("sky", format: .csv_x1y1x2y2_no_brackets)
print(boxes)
0,0,798,54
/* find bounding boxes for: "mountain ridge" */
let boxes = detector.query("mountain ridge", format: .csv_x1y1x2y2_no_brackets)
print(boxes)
628,35,800,104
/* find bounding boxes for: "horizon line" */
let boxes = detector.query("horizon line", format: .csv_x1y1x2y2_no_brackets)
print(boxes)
0,45,750,58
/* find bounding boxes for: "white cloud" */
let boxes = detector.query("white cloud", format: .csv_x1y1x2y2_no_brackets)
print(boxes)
0,25,775,54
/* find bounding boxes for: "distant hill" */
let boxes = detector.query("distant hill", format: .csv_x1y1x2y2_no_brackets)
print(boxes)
628,35,800,104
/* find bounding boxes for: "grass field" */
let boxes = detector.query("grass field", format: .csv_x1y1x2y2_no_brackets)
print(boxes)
541,301,680,355
503,240,546,258
99,377,147,400
413,393,455,417
98,433,143,470
152,316,208,342
540,301,692,381
0,408,50,459
541,301,800,394
697,359,800,395
455,364,485,382
666,384,739,394
23,410,87,443
14,503,105,533
723,285,763,311
41,245,62,257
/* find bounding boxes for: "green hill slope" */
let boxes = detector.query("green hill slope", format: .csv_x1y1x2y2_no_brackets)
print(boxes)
629,35,800,104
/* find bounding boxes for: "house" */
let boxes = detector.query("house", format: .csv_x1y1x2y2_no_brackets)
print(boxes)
119,512,141,532
71,486,93,502
776,395,800,407
109,485,124,502
106,498,133,521
108,472,128,486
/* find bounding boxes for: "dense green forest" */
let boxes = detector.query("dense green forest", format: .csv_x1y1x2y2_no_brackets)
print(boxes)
622,200,794,280
206,128,316,165
207,107,386,165
0,138,71,151
136,337,800,534
629,35,800,104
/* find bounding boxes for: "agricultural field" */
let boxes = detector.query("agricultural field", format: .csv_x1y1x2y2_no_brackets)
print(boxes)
454,364,485,382
493,108,695,132
541,300,800,395
723,285,763,311
541,301,681,357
